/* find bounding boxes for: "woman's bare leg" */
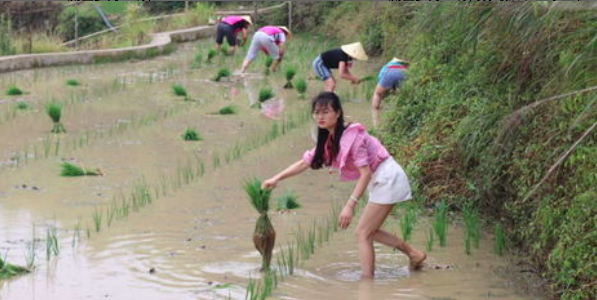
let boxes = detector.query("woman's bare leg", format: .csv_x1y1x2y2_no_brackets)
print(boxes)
354,202,394,278
323,77,336,92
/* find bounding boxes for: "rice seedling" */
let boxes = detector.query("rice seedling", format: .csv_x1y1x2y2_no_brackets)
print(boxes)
0,257,29,279
45,103,66,133
25,225,36,268
171,84,188,99
426,227,434,252
462,203,481,255
245,178,275,271
60,162,102,176
45,226,59,260
432,200,449,247
276,190,301,211
264,56,273,75
191,52,203,68
295,78,307,99
220,43,229,56
6,85,23,96
66,79,80,86
213,68,231,82
181,128,203,141
258,88,274,103
15,101,29,110
283,67,296,89
72,218,81,248
218,105,236,115
206,49,216,63
92,207,103,233
400,205,417,242
494,223,506,256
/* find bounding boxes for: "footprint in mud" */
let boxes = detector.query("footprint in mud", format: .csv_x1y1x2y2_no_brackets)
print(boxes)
13,183,41,191
424,263,455,270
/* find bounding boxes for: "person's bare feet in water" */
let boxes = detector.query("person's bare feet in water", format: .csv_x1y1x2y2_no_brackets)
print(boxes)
409,250,427,270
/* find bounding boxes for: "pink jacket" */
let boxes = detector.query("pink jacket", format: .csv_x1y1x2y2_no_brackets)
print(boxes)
302,123,390,181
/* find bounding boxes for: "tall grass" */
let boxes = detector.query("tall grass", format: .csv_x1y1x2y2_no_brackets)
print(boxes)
432,200,449,247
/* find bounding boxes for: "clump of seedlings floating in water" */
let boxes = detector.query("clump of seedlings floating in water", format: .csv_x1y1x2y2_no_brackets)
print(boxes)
283,67,296,89
295,78,307,99
245,178,275,271
432,199,449,247
264,56,273,75
217,105,236,115
220,43,230,56
6,85,23,96
15,101,29,110
181,128,203,141
0,257,29,279
171,84,190,100
259,88,274,103
60,162,102,176
213,68,231,82
66,79,80,86
45,103,66,133
206,49,216,63
276,190,301,212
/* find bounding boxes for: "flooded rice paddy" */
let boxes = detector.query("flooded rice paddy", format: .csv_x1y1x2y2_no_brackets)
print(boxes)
0,37,544,300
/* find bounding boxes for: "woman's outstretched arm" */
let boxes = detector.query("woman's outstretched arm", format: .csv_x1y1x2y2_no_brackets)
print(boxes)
262,159,310,189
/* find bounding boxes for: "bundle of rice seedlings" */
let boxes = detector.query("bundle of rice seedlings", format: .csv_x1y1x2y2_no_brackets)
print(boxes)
172,84,188,98
258,88,274,103
264,56,273,75
220,44,230,56
283,67,296,89
218,105,236,115
60,162,102,176
206,49,217,63
45,103,66,133
181,128,202,141
276,190,301,211
295,78,307,99
6,85,23,96
16,101,29,110
213,68,231,82
66,79,80,86
0,258,29,279
244,178,275,271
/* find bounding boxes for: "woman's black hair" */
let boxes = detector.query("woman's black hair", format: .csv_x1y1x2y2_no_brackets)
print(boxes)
310,92,347,170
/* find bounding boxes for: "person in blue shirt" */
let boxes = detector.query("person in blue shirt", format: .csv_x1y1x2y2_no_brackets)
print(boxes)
371,58,408,127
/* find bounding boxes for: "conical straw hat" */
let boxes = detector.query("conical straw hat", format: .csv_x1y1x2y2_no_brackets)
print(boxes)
240,15,253,25
390,57,409,64
278,26,292,37
341,42,368,61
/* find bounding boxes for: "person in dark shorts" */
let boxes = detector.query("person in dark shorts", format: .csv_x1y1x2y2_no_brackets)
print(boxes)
371,58,409,127
215,15,252,55
312,42,369,92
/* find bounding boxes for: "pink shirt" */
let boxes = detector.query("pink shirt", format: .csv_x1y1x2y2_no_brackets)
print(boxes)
221,16,243,26
302,123,390,181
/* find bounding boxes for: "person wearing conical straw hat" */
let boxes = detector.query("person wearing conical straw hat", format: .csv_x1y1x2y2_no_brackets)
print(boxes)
215,15,252,55
240,26,291,74
371,57,409,127
312,42,368,92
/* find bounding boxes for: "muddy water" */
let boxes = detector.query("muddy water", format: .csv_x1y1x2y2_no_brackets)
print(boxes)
0,37,543,300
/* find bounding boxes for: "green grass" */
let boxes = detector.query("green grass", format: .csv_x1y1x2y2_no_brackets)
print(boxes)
258,88,274,102
213,68,231,82
60,162,101,176
171,84,188,97
66,79,80,86
218,105,236,115
6,85,23,96
276,191,301,211
181,128,203,141
99,1,130,15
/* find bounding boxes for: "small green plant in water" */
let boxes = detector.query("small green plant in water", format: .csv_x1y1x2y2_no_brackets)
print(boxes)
0,257,29,279
426,227,434,252
462,203,481,255
283,67,296,89
494,223,506,256
206,49,216,63
276,190,301,211
16,101,29,110
295,78,307,99
172,84,188,98
218,105,236,115
244,178,275,271
181,128,202,141
432,200,449,247
264,56,273,75
258,88,274,103
213,68,231,82
400,205,417,242
45,103,66,133
60,162,102,176
220,43,230,56
66,79,80,86
6,85,23,96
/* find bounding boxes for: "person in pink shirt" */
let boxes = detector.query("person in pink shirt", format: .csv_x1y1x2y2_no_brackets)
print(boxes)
215,15,252,55
262,92,427,278
240,26,290,74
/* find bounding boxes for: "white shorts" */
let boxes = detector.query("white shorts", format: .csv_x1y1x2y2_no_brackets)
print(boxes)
367,157,412,205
